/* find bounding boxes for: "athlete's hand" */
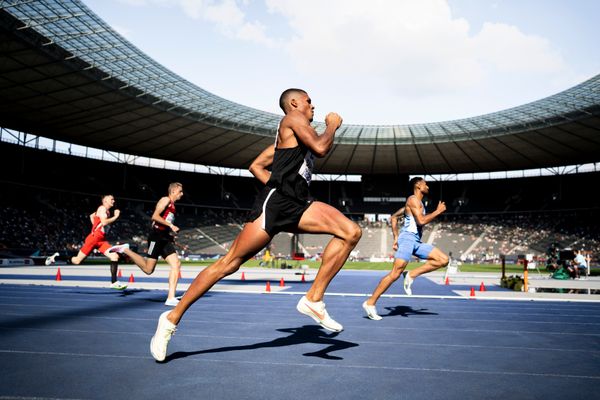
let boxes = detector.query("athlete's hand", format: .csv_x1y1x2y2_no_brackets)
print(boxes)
170,224,180,233
113,209,121,218
325,112,342,129
436,201,446,214
393,242,398,251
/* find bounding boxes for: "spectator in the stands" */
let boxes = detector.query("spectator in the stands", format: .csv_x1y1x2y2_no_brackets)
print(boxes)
572,249,588,278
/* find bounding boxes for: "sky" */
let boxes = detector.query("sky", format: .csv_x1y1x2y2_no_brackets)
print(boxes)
83,0,599,125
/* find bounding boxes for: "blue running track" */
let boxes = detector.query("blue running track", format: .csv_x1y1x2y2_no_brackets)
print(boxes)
0,270,599,400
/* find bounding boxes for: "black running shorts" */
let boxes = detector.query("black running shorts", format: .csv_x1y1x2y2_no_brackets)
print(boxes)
147,230,177,260
247,187,311,236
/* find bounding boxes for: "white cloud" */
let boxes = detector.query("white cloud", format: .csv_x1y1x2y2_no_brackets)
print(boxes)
113,0,574,124
474,22,565,73
121,0,278,46
203,0,245,25
264,0,567,100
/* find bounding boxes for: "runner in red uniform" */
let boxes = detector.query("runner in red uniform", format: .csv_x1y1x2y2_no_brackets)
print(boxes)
71,194,127,290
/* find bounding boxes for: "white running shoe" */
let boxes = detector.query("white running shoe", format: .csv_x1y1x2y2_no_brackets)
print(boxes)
108,243,130,254
44,252,60,266
164,297,180,307
110,281,127,290
403,271,414,296
362,300,382,320
150,311,177,362
296,295,343,332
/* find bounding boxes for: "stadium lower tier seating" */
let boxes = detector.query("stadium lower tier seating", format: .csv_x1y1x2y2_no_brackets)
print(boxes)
0,141,598,265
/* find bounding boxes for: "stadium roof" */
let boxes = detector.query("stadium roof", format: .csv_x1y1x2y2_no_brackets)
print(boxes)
1,0,599,175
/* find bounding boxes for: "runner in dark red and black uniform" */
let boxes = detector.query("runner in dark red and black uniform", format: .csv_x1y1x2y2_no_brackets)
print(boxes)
149,89,362,362
71,194,127,290
109,183,184,306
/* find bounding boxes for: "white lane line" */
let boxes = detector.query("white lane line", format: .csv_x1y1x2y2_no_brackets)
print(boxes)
1,349,598,380
0,304,598,326
3,295,597,318
0,292,599,316
0,311,598,336
2,286,600,308
0,326,597,354
2,283,600,302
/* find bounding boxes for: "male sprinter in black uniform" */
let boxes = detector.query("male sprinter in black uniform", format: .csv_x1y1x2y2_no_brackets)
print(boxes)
150,88,362,362
109,182,184,306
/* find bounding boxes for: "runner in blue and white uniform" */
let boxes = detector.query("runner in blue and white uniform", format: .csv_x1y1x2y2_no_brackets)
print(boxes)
362,177,449,320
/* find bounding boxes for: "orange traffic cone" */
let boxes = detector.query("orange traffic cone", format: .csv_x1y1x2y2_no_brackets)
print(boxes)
55,268,62,281
117,269,122,278
129,273,135,283
470,287,475,297
178,269,182,279
241,272,246,281
265,281,271,292
445,276,450,285
280,277,285,287
301,273,306,283
479,282,486,292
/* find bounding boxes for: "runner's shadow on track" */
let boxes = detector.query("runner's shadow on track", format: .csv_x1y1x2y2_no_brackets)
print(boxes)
383,306,438,318
167,325,358,362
